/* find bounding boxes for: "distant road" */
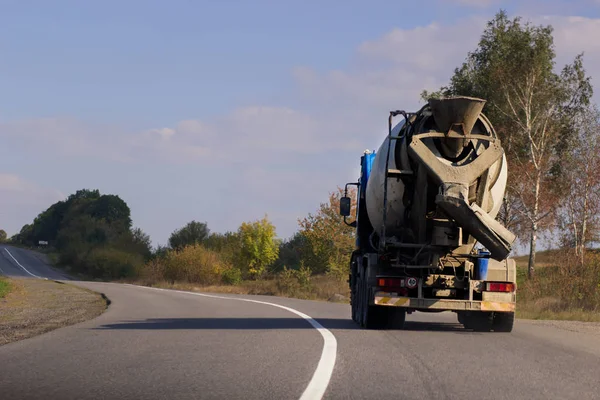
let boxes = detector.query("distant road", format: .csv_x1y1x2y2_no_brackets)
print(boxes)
0,245,69,280
1,246,600,399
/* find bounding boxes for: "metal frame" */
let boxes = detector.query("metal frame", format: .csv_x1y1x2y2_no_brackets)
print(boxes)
343,182,359,227
381,110,414,250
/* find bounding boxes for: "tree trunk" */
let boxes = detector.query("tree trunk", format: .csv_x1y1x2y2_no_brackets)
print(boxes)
528,222,537,279
580,178,589,265
528,170,542,279
568,198,580,257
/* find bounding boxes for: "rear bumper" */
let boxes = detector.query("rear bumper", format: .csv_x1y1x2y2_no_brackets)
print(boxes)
373,293,515,312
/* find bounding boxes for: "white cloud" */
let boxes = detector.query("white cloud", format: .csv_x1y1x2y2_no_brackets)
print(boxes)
536,15,600,81
0,173,65,236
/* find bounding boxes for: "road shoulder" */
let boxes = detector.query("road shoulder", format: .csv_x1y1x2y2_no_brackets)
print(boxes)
0,277,108,346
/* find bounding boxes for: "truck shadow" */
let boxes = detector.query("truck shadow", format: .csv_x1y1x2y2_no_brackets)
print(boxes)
94,317,360,330
400,321,466,332
93,318,468,332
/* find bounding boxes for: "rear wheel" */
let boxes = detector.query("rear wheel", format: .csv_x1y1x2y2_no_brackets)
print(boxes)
492,312,515,332
463,312,494,332
386,308,406,330
356,262,387,329
350,255,360,324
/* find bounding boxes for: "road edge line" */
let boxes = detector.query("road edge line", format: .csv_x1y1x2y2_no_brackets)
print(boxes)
126,284,338,400
3,248,46,280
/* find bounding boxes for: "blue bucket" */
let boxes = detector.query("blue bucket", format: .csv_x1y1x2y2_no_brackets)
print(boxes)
476,250,490,280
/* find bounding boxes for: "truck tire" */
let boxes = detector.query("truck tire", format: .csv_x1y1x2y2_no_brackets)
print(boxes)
464,312,493,332
356,264,387,329
363,305,387,329
350,256,360,324
387,308,406,330
492,312,515,332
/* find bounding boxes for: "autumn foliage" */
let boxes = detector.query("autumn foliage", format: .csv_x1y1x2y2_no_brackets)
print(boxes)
297,187,357,278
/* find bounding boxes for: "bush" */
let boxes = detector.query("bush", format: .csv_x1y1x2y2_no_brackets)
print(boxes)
162,244,229,285
296,262,312,290
83,247,144,279
222,268,243,285
276,267,300,295
137,258,167,284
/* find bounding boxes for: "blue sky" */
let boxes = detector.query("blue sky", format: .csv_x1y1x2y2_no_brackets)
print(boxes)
2,0,600,248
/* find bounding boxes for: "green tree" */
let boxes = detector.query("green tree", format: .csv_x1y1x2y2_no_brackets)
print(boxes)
129,227,153,260
423,10,592,278
238,215,279,279
152,244,170,259
297,187,357,278
86,194,132,233
13,224,33,245
168,221,210,250
15,188,149,279
0,229,7,243
272,231,309,272
204,231,242,268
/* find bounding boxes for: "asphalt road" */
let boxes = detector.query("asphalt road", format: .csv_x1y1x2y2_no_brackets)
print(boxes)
0,244,69,280
1,246,600,400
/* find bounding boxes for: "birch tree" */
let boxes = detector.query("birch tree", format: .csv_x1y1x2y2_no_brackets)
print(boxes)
423,10,592,278
558,105,600,263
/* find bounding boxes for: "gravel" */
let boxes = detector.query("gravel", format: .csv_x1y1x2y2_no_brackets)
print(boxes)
523,319,600,336
0,277,107,346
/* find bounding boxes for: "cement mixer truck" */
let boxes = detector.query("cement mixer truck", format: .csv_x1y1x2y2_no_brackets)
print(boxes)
339,96,517,332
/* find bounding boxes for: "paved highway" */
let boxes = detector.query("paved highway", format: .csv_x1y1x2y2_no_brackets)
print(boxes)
0,245,69,280
1,245,600,399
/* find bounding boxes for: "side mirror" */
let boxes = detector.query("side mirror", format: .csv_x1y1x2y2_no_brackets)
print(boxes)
339,196,351,217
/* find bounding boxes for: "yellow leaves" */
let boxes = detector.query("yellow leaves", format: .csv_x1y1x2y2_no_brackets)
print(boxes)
238,214,279,279
162,244,229,285
297,187,358,277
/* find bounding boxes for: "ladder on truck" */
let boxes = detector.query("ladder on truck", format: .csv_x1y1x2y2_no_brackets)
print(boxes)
381,110,415,250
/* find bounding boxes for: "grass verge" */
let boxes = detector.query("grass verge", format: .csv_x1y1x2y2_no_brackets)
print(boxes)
516,251,600,322
128,273,351,303
0,278,108,346
0,276,11,298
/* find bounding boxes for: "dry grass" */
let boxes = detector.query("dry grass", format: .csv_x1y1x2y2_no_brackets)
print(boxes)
517,308,600,322
0,277,108,346
0,276,11,298
514,249,562,269
516,250,600,322
129,273,351,303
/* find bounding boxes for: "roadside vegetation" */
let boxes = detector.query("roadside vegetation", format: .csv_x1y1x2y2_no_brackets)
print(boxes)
0,276,11,298
516,250,600,321
4,9,599,321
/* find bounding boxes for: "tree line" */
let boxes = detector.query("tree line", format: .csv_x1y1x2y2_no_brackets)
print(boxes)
7,185,356,286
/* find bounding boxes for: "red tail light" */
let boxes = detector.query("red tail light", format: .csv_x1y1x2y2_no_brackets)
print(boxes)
378,278,403,288
486,282,516,292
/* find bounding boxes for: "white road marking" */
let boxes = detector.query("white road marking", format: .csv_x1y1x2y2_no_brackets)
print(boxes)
4,248,44,279
127,284,338,400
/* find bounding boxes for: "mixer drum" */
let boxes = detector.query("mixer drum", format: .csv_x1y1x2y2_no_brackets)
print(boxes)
364,111,508,240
